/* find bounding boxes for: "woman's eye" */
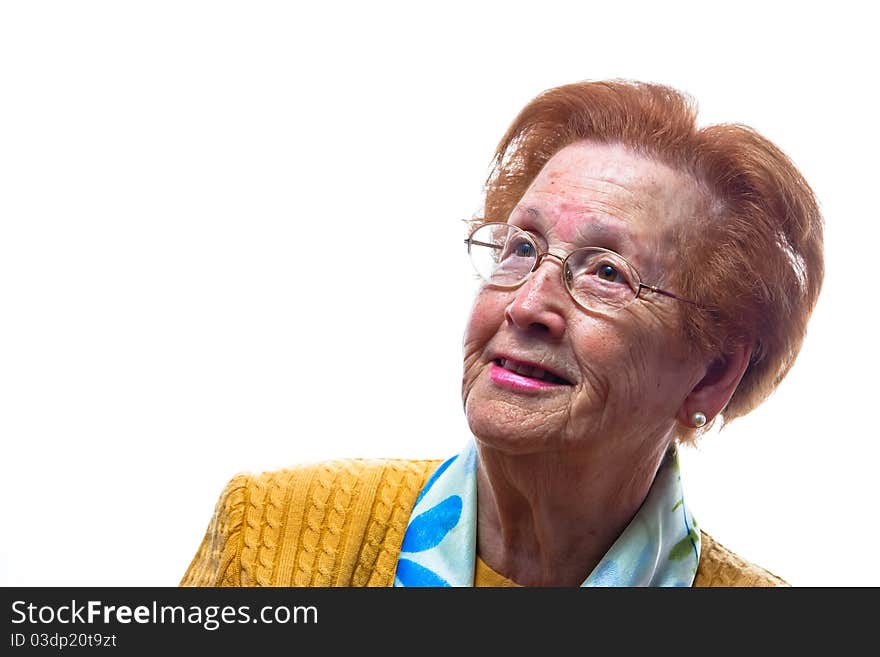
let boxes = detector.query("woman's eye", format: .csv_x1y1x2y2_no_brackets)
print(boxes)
597,263,620,282
513,241,535,258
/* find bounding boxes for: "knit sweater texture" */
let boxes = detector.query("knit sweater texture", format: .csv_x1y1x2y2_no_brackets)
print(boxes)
181,457,787,587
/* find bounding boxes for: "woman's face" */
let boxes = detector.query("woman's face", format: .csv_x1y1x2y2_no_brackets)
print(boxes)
462,141,707,459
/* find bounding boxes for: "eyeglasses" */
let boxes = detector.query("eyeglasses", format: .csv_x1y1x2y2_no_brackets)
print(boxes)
464,222,699,312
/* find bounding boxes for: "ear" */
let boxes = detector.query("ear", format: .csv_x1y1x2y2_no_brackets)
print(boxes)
677,342,754,428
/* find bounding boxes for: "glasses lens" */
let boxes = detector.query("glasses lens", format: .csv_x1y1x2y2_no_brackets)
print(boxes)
565,248,640,310
467,223,536,286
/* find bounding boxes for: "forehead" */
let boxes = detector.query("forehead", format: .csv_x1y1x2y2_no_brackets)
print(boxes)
517,141,701,245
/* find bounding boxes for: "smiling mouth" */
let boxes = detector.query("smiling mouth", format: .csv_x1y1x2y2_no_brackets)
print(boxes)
494,358,571,385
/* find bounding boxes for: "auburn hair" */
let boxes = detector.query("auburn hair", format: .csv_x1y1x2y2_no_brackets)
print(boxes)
482,80,824,426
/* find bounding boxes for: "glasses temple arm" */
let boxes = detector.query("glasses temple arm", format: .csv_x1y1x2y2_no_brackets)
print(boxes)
638,283,700,307
465,238,502,249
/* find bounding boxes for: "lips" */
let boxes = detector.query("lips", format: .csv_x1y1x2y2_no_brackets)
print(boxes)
494,357,572,385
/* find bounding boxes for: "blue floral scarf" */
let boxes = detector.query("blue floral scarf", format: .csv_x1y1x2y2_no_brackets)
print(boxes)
393,439,700,587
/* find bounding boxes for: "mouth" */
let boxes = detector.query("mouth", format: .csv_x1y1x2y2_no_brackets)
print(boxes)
492,357,572,386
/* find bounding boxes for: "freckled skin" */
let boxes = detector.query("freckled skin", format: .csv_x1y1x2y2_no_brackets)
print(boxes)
461,141,709,585
463,142,704,457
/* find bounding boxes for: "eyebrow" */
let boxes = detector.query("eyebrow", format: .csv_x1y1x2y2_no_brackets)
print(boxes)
570,218,628,246
513,205,632,249
510,206,543,224
511,206,555,233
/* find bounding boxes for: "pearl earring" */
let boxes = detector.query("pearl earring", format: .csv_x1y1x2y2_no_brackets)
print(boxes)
692,412,707,428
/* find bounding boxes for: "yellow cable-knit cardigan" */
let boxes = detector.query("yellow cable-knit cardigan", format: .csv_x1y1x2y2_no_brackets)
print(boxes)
180,458,787,587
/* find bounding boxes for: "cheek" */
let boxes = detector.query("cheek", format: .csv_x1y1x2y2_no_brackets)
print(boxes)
461,290,506,395
570,317,676,406
611,327,692,412
462,289,506,357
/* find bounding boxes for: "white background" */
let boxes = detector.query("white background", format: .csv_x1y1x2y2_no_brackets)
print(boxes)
1,1,876,587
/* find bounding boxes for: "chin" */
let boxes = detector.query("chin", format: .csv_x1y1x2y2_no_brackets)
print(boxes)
464,390,561,456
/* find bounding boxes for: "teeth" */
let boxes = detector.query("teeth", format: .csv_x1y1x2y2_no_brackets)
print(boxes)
499,358,551,381
519,364,544,379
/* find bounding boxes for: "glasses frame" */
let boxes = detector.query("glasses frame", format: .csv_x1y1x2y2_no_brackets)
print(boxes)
464,221,700,311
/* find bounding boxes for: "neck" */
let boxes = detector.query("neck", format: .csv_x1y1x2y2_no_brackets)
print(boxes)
475,436,672,586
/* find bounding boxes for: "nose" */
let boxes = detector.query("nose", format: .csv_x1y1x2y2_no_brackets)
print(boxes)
504,254,567,339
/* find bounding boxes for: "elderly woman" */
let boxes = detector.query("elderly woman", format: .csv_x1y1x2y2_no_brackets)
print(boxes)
181,79,822,587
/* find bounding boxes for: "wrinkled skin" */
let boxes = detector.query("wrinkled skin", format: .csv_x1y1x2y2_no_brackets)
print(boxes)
461,141,714,585
463,141,706,461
